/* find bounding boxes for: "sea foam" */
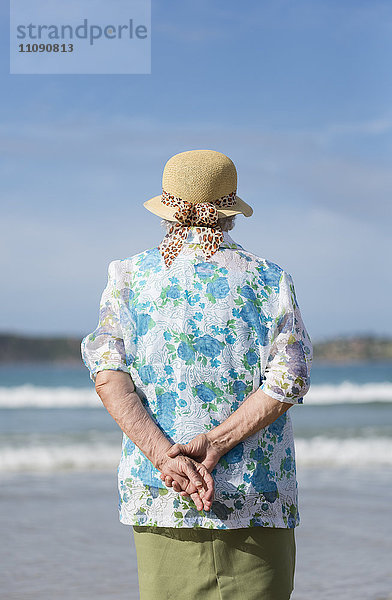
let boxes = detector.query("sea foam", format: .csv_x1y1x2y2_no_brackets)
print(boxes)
0,381,391,408
0,436,391,472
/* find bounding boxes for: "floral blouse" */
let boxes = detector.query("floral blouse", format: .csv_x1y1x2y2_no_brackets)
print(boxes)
81,228,313,529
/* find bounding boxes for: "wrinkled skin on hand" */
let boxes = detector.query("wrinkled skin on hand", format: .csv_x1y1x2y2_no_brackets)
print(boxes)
159,434,223,510
157,451,215,512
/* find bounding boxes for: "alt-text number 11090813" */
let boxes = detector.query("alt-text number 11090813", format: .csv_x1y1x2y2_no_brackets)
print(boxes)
18,43,74,53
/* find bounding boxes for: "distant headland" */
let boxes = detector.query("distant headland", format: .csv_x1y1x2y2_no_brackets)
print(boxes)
0,333,391,365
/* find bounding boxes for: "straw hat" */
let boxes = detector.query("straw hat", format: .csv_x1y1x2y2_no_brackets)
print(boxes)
143,149,253,221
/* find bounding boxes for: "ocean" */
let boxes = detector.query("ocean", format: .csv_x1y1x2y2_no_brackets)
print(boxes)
1,361,391,600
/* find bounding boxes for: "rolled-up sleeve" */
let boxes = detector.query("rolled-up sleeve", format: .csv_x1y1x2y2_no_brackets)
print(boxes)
260,270,313,404
81,260,129,383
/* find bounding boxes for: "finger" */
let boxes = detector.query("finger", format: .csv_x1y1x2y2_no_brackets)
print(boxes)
172,480,182,493
193,464,214,510
183,461,204,490
166,443,185,458
170,473,190,492
190,491,203,512
198,466,215,504
165,475,173,487
183,482,198,495
202,493,212,512
180,490,190,497
184,479,210,512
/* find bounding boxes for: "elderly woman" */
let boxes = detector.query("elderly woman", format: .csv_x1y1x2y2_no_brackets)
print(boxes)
81,149,313,600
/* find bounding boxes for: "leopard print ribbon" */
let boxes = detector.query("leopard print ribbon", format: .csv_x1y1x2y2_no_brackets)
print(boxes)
158,189,236,267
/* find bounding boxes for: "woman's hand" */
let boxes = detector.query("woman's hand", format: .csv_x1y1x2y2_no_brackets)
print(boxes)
167,433,223,471
160,434,223,502
157,453,214,512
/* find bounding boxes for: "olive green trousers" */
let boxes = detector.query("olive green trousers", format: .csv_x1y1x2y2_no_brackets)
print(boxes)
133,526,296,600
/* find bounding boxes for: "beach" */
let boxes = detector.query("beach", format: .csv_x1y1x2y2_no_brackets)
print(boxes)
1,362,392,599
1,467,391,600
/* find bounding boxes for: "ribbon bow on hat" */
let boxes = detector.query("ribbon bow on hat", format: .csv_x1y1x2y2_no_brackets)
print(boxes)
143,149,254,267
158,190,236,268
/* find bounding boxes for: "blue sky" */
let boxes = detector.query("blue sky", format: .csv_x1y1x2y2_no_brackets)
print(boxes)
1,0,391,341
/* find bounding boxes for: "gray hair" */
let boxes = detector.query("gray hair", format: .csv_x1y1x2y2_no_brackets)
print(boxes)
160,214,236,233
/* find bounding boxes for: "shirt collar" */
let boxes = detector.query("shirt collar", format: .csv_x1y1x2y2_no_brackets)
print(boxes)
182,227,243,249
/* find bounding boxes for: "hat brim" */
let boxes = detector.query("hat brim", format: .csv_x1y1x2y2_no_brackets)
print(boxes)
144,195,253,221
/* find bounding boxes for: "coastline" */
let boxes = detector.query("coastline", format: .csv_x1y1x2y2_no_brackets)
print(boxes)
1,333,392,365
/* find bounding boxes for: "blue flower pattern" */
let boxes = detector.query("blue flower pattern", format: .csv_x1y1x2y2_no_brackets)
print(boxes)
81,228,313,530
